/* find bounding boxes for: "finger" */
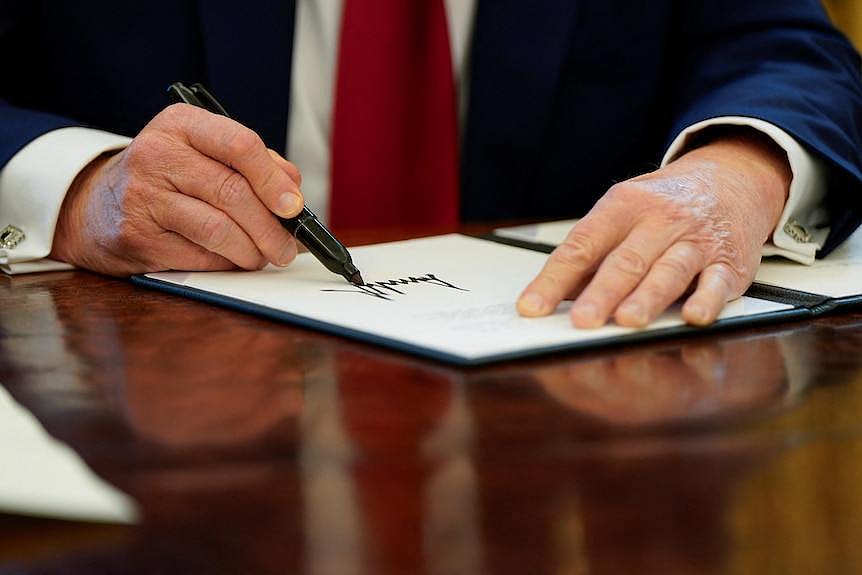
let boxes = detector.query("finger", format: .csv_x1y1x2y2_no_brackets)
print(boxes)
517,211,634,317
613,241,705,327
151,191,267,270
561,272,593,301
167,150,298,267
568,358,612,390
267,149,302,187
680,343,727,383
568,225,676,328
681,262,738,326
614,352,688,394
176,106,304,218
148,230,237,271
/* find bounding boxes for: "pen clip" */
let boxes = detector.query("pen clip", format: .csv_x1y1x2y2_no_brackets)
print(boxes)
166,82,231,119
189,83,231,118
166,82,204,107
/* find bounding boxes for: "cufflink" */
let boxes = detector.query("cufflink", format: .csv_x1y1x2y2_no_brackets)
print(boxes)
0,225,25,250
783,219,812,244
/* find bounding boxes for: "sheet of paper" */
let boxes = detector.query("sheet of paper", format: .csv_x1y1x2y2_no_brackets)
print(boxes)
493,219,579,246
145,235,790,363
0,385,138,524
754,228,862,298
495,223,862,299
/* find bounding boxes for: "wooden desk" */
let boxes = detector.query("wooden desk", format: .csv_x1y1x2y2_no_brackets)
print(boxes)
2,229,862,574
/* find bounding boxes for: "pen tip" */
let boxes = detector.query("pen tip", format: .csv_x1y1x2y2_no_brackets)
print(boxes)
349,272,364,286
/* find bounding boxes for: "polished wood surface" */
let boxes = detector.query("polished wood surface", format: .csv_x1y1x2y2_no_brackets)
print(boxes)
2,229,862,574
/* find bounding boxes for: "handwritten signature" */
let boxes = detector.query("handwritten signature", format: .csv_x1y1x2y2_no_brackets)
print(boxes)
321,273,469,301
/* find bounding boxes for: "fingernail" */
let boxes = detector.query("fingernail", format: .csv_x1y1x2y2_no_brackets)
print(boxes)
277,192,302,217
619,302,647,326
278,241,297,266
518,292,545,315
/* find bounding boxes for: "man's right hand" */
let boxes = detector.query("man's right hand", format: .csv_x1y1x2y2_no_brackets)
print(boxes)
50,103,304,276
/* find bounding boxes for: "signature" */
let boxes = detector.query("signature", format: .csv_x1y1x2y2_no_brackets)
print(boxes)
321,273,469,301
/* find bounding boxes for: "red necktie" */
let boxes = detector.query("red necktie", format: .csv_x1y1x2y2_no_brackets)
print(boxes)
330,0,460,230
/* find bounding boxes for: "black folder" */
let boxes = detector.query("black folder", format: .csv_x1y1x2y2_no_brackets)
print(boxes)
132,232,862,365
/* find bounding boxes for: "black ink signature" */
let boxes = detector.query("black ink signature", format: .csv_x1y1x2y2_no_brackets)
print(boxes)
321,273,469,301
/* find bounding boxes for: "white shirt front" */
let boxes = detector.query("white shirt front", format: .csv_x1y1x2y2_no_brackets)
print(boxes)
0,2,829,273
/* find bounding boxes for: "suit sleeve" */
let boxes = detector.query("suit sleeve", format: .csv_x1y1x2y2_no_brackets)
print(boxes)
0,4,84,168
0,98,81,168
0,7,133,273
667,0,862,255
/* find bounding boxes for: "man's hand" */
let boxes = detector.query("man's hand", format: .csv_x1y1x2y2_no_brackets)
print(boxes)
517,131,792,327
50,103,304,276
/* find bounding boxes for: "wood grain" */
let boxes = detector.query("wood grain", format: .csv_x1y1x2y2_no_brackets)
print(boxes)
2,230,862,574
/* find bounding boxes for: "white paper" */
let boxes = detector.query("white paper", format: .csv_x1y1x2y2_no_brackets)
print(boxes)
0,385,138,523
493,219,579,247
146,235,790,363
754,228,862,298
495,222,862,300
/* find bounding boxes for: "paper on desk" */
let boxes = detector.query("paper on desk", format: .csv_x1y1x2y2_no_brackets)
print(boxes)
0,385,138,524
493,219,579,247
494,222,862,299
145,234,789,363
754,228,862,298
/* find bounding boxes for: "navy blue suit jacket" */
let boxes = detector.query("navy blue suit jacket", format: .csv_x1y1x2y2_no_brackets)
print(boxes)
2,1,861,252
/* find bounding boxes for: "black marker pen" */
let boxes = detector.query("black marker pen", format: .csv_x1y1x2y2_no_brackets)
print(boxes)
167,82,364,286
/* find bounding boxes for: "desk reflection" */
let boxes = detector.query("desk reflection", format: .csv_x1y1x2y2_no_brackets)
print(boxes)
3,273,862,574
466,335,795,575
533,336,788,426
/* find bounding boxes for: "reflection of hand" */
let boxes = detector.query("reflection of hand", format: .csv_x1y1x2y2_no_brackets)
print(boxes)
534,337,787,425
125,369,304,450
517,131,791,328
121,313,310,449
50,104,303,275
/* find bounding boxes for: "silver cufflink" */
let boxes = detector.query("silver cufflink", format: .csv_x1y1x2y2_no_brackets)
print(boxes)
783,219,812,244
0,225,25,249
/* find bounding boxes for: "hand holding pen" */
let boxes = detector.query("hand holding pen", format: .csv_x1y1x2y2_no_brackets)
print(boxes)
168,82,363,285
51,82,362,286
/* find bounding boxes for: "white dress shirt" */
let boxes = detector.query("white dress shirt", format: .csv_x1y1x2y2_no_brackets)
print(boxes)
0,0,829,273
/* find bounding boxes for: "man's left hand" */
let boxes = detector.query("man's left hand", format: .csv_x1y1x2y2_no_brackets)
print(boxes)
517,131,792,328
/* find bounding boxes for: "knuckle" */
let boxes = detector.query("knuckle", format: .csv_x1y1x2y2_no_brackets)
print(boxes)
605,181,641,201
152,103,199,133
285,161,302,182
637,284,666,307
165,101,190,117
710,261,746,292
553,233,599,270
259,219,290,248
158,102,187,123
200,213,231,249
605,182,628,197
224,128,263,159
607,246,648,278
607,182,629,196
214,170,250,207
257,164,281,194
655,253,694,279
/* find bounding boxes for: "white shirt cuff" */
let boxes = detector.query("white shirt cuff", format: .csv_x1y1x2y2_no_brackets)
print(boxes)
662,116,829,265
0,127,132,274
